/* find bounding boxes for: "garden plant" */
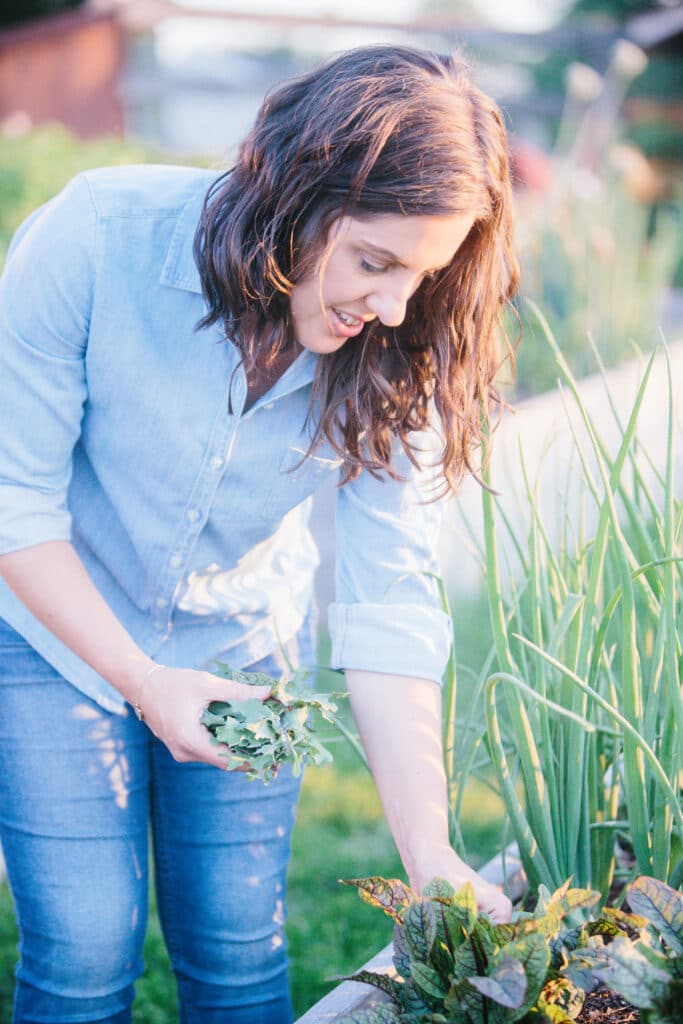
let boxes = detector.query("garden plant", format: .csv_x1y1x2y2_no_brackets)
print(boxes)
200,663,341,782
337,873,683,1023
445,313,682,907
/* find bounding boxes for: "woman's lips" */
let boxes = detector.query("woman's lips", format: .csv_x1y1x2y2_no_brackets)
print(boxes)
330,307,366,338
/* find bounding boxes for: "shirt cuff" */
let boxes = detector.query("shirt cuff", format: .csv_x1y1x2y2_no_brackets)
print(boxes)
328,601,452,685
0,486,72,554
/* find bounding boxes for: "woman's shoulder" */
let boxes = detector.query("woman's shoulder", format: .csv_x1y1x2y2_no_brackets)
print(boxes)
78,164,219,221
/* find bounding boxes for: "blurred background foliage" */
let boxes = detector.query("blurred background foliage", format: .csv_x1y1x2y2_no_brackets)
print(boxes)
506,32,682,398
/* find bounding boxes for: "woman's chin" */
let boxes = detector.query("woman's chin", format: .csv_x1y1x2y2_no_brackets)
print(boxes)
297,334,349,355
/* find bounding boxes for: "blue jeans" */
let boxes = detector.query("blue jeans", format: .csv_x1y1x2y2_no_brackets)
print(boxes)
0,618,310,1023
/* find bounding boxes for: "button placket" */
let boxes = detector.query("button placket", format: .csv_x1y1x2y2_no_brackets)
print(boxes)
152,407,239,624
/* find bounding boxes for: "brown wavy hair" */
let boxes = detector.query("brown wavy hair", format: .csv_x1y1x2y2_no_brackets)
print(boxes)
195,45,519,494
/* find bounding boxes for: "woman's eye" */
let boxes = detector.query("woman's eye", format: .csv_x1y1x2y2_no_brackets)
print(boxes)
360,258,386,274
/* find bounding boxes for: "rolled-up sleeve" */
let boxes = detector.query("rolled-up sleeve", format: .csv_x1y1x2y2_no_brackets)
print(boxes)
328,433,452,684
0,174,94,554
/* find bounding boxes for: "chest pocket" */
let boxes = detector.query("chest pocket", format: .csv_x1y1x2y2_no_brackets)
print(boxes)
261,444,343,521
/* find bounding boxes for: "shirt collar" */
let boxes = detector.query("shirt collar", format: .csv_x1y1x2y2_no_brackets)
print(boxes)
159,174,215,295
158,174,318,392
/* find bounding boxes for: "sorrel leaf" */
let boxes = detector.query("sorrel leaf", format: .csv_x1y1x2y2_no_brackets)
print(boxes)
467,955,527,1008
627,876,683,955
403,899,437,962
340,877,414,922
501,933,551,1015
392,920,411,978
593,937,670,1009
410,960,449,1005
342,970,403,1001
539,977,585,1021
423,878,456,901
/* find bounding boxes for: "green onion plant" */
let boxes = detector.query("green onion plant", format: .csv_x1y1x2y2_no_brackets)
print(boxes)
453,310,682,901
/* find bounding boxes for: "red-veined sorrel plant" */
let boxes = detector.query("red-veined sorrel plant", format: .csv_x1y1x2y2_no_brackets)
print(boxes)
473,307,682,898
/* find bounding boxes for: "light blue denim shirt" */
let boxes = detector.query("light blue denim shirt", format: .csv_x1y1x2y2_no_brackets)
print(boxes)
0,165,451,713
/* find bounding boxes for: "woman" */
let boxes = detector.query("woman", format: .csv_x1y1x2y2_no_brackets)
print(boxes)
0,45,518,1023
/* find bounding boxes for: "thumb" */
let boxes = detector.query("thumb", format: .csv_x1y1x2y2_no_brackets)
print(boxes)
205,674,272,703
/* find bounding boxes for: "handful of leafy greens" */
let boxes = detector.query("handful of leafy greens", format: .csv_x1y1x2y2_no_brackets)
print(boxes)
200,663,341,784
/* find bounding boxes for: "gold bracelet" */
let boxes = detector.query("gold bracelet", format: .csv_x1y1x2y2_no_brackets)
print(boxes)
133,663,165,722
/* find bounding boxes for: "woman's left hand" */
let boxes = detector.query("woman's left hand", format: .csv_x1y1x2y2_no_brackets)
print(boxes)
408,843,512,923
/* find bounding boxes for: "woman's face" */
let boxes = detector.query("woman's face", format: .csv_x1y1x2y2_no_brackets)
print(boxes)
289,210,475,355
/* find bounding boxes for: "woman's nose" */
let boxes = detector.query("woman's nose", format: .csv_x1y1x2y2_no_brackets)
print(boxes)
366,288,410,328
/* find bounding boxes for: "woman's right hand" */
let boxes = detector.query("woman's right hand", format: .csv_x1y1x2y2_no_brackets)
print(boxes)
132,664,271,769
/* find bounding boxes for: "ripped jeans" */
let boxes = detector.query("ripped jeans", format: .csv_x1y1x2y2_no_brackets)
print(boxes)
0,618,309,1024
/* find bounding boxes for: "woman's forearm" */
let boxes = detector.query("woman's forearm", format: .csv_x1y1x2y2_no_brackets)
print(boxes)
0,540,152,703
345,669,452,887
0,541,272,767
345,668,512,921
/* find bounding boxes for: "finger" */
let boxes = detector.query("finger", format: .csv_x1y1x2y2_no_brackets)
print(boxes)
205,675,271,702
194,719,255,773
192,720,235,768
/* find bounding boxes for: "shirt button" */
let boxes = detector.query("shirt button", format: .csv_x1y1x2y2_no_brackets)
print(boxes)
155,596,168,609
169,553,182,569
262,401,274,411
210,456,223,471
186,507,200,523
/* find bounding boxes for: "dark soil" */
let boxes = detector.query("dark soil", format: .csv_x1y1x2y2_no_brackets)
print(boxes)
577,987,640,1023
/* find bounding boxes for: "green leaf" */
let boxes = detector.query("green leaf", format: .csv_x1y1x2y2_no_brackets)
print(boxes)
440,991,471,1024
400,977,431,1013
199,706,229,725
602,905,650,934
628,876,683,955
584,918,629,941
536,1003,578,1024
280,706,309,732
429,940,455,984
445,974,484,1019
451,882,478,934
431,898,466,956
594,936,671,1009
436,883,479,957
392,921,411,978
403,899,437,962
343,970,402,1002
423,878,456,901
540,977,585,1021
211,721,245,746
201,667,340,783
410,960,448,1004
341,877,414,922
501,933,551,1015
467,956,527,1009
523,884,601,939
450,941,480,984
471,915,502,956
